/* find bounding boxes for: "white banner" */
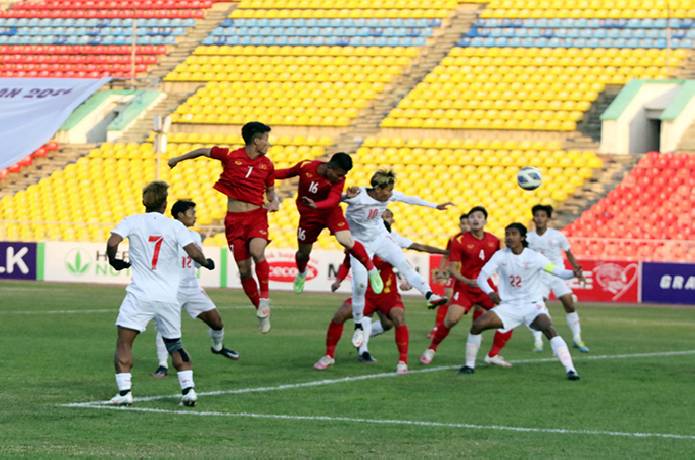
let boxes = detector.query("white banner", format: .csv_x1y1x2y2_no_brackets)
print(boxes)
43,241,222,288
225,248,431,296
0,78,109,169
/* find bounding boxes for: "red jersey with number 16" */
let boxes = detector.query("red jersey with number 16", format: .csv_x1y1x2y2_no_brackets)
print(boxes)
210,146,275,206
275,160,345,215
449,231,500,287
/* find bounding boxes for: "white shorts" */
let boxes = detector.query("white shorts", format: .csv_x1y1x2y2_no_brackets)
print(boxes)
116,292,182,338
491,300,550,333
179,288,216,319
541,273,572,299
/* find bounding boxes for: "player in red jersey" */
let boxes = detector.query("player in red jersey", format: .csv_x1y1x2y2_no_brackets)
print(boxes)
314,210,446,374
274,152,381,295
429,212,470,338
168,121,279,334
420,206,514,367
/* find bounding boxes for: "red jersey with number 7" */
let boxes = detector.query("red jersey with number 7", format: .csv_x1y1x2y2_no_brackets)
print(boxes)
449,232,500,289
210,146,275,206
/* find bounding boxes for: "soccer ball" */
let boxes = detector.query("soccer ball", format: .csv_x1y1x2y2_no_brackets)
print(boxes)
517,167,542,191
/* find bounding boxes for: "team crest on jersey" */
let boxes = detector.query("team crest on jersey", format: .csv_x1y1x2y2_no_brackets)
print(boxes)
488,243,496,248
305,173,313,178
259,164,268,170
467,244,475,249
337,221,345,227
234,160,243,165
259,230,267,235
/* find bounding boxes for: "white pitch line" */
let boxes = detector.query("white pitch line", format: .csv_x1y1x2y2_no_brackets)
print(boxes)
65,405,695,441
62,349,695,408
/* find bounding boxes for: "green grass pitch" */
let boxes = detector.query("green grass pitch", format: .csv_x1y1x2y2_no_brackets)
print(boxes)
1,280,695,458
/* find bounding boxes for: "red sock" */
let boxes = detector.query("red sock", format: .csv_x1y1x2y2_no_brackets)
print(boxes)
429,324,450,351
488,330,513,358
255,259,269,298
326,321,344,358
240,277,260,308
395,325,409,363
295,252,309,273
348,241,374,271
472,308,484,321
435,304,448,328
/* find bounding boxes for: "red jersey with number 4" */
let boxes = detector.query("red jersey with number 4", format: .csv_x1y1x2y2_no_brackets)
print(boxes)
210,146,274,206
449,232,500,284
275,160,345,215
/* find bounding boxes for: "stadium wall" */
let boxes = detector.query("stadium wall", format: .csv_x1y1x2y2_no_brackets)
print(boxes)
2,241,694,306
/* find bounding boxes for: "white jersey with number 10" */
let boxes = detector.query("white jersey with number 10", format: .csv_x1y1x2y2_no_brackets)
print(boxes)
111,212,194,304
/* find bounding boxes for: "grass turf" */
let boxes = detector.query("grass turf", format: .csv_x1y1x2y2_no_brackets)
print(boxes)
1,280,695,458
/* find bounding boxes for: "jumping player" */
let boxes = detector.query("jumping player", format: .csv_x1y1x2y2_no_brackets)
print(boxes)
527,204,588,352
463,222,584,380
168,121,279,334
420,206,514,368
343,170,453,348
152,200,239,379
274,152,381,294
106,181,215,406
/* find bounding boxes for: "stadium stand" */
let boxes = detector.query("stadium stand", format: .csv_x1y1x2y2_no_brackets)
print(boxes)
0,142,58,179
0,134,332,243
0,0,217,78
565,152,695,261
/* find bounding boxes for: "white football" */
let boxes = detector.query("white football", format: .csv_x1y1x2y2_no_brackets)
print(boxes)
517,166,542,191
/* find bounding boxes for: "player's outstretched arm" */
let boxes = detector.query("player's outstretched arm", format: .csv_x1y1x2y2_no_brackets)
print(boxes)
565,249,582,272
408,242,448,255
106,233,130,270
275,161,304,180
183,243,215,270
168,147,211,169
543,262,576,281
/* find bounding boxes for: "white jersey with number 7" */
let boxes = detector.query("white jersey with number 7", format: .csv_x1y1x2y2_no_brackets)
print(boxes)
111,212,195,303
478,247,567,304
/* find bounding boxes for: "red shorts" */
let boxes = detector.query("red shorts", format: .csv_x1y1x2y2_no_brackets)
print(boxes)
450,284,495,313
345,293,404,317
224,208,269,261
297,206,349,245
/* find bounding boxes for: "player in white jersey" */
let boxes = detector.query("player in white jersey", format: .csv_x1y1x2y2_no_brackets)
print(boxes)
343,170,453,348
106,181,215,406
527,204,588,353
462,223,585,380
152,200,239,379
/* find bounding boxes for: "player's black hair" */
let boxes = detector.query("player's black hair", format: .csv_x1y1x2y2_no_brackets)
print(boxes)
241,121,271,145
328,152,353,172
171,200,196,219
370,170,396,188
459,213,469,220
506,222,529,247
468,205,488,219
532,204,553,218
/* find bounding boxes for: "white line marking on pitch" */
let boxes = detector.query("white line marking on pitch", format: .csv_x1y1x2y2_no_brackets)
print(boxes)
64,405,695,441
62,349,695,408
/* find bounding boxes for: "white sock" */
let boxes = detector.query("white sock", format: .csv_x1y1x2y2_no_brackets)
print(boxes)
465,333,482,368
550,336,576,373
209,328,224,352
155,332,169,368
370,318,384,337
358,317,372,354
401,265,432,297
177,370,195,391
566,312,582,343
531,328,543,345
115,373,132,392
